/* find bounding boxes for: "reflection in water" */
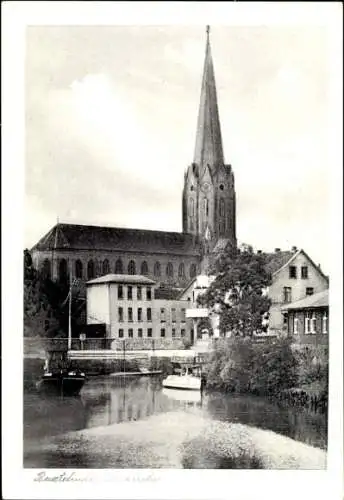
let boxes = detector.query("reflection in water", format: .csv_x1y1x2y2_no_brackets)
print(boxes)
24,376,327,468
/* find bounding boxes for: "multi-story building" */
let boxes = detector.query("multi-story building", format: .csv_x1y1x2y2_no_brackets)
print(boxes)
86,274,191,349
281,289,329,346
265,248,329,334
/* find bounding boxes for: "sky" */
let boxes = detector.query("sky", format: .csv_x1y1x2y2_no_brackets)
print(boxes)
25,24,332,272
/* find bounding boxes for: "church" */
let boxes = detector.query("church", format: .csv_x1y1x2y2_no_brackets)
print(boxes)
30,27,237,293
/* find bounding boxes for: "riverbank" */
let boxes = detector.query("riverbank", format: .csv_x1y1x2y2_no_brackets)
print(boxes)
24,410,326,469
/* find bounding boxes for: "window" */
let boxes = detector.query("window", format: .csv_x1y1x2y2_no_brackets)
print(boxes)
146,287,152,300
204,198,209,217
59,259,68,284
137,286,142,300
118,307,123,322
166,262,174,278
75,259,82,279
87,260,95,280
322,312,328,334
128,260,136,275
147,308,152,321
147,328,152,338
127,286,133,300
190,263,197,278
289,266,297,279
219,198,225,217
154,262,161,277
138,328,143,338
306,287,314,296
160,308,165,322
189,198,195,216
128,328,133,338
301,266,308,279
138,308,142,322
172,328,176,337
119,328,124,338
283,287,292,303
219,220,225,236
128,307,133,322
178,263,185,277
102,259,110,275
171,308,176,322
118,285,123,299
219,184,224,191
42,259,52,280
141,261,149,276
305,312,311,334
160,328,165,338
181,329,185,337
44,320,50,332
115,258,123,274
181,308,186,321
311,312,317,334
293,316,299,334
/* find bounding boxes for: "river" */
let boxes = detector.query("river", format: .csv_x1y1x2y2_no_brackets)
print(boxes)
24,376,327,469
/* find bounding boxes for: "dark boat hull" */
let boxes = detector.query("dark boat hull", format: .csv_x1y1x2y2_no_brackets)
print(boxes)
37,375,85,396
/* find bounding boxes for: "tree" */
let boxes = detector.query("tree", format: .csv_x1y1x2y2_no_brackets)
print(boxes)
198,247,272,337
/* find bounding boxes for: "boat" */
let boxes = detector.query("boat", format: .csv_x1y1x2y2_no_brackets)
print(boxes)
162,362,204,391
36,279,86,397
162,387,202,404
36,367,86,397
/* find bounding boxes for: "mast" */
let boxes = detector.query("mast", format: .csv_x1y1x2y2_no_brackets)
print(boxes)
68,281,72,350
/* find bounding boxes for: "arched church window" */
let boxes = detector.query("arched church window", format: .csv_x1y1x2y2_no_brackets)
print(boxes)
154,262,161,277
102,259,110,275
190,185,194,192
220,198,225,217
189,198,195,216
190,263,197,278
166,262,174,278
219,184,224,191
204,198,209,217
219,220,225,236
141,261,149,276
178,263,185,278
59,258,68,284
75,259,83,279
115,258,123,274
42,259,51,280
128,260,136,275
87,260,95,280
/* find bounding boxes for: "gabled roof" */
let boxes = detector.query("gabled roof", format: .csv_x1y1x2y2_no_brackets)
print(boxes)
281,289,329,311
266,248,329,282
87,274,156,285
31,223,201,257
263,251,295,276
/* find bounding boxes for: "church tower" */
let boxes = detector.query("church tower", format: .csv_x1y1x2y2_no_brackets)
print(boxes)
182,26,237,256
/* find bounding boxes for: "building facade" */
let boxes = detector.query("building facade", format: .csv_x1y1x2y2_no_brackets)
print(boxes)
30,28,236,292
281,290,329,346
86,274,192,349
266,248,329,334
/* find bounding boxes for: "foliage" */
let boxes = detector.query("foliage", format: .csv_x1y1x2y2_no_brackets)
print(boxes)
199,248,272,337
205,337,299,395
23,249,84,338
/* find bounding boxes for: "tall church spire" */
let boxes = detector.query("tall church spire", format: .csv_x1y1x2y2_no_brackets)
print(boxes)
193,26,224,172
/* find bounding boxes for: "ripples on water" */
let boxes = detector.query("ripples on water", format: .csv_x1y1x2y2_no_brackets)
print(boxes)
23,376,327,469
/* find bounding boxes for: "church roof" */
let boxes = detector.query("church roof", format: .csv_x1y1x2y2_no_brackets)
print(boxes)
193,26,224,174
31,223,201,257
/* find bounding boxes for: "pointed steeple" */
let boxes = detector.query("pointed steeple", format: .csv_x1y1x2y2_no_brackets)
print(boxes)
193,26,224,173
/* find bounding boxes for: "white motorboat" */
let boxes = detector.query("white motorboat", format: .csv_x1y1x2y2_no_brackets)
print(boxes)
162,364,203,391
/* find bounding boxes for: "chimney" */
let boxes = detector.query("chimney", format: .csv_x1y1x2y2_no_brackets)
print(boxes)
292,246,297,252
275,248,281,253
318,263,321,270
